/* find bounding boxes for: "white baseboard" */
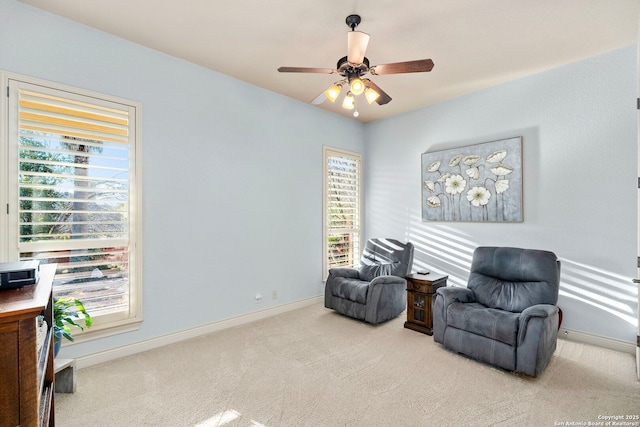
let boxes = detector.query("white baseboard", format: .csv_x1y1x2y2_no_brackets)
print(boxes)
75,296,323,369
558,327,636,355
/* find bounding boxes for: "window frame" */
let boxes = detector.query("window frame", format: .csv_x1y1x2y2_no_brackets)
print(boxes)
0,71,143,342
322,146,362,279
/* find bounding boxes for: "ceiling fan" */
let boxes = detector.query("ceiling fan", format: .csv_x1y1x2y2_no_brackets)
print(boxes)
278,14,434,117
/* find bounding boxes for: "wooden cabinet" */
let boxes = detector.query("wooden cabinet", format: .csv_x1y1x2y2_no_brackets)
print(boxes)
404,273,448,335
0,264,56,427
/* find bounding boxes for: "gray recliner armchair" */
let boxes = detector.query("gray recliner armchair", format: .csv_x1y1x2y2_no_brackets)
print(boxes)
325,238,414,324
433,246,561,376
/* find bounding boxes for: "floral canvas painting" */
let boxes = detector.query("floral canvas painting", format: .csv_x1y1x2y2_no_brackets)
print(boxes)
421,137,523,222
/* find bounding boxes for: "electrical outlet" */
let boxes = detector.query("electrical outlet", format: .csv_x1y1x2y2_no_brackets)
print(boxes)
272,290,277,299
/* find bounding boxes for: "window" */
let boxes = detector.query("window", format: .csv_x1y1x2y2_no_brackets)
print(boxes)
1,75,142,338
323,147,362,277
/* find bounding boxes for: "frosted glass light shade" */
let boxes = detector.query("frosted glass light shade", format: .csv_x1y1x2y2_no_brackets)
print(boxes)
364,87,380,104
342,92,355,109
325,84,343,102
350,77,365,95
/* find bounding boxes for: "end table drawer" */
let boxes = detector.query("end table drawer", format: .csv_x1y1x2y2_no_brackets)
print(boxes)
409,281,436,293
406,275,447,293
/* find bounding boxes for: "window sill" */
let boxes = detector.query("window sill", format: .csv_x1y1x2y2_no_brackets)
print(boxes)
61,318,142,347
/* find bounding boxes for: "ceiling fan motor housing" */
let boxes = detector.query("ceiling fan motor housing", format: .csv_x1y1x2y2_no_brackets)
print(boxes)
337,56,369,81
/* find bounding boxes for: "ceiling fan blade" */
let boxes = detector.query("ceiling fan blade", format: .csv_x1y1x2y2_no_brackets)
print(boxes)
347,31,370,64
277,66,336,74
371,59,434,75
311,91,326,105
362,79,392,105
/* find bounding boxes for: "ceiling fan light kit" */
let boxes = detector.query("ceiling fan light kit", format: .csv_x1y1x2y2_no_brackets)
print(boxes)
278,14,434,118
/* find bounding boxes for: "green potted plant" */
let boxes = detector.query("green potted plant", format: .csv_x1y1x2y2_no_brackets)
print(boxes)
53,297,92,356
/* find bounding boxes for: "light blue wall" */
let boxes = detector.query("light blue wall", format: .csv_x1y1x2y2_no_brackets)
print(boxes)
0,0,364,358
1,0,637,356
364,46,638,343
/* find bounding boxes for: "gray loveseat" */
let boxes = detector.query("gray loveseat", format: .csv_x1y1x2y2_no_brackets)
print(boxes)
325,238,414,324
433,246,561,376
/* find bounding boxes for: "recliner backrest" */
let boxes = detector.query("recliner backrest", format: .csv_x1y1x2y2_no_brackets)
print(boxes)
359,238,414,278
468,246,560,312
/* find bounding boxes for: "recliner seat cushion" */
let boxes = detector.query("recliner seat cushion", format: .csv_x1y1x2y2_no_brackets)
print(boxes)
447,302,520,346
332,277,369,304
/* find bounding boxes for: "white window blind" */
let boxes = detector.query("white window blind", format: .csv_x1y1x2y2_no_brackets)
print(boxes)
323,147,362,275
6,78,141,331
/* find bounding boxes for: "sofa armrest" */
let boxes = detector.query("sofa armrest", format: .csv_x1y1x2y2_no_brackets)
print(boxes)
517,304,559,344
365,276,407,324
369,275,405,287
435,286,475,307
516,304,559,376
325,268,361,310
327,267,360,280
432,287,475,344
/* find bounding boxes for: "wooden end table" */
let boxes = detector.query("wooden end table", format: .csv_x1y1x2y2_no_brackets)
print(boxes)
404,273,448,335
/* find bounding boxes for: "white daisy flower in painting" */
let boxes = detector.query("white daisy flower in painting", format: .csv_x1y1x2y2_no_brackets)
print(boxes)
486,150,507,163
490,165,513,176
427,196,441,207
465,167,480,180
427,161,441,172
466,186,492,207
495,179,510,194
424,181,435,192
449,154,463,167
437,172,451,182
445,174,467,195
463,155,481,166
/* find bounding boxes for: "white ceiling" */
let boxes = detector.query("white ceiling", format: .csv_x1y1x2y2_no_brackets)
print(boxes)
20,0,640,123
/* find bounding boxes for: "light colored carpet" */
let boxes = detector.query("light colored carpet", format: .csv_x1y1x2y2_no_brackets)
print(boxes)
56,303,639,427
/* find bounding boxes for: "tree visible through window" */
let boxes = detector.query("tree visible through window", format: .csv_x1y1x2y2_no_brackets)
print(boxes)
4,77,142,335
323,147,362,276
